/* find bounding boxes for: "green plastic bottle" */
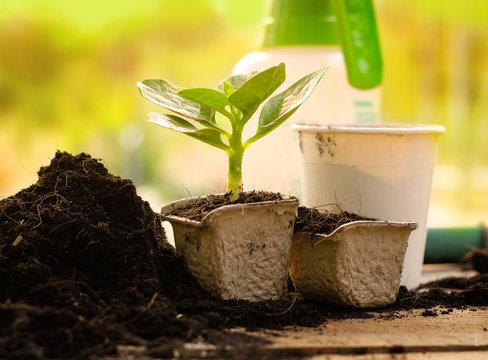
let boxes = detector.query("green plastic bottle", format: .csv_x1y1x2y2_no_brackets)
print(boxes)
233,0,383,195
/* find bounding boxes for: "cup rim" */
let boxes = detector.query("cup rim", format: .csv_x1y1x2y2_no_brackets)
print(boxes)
292,123,445,135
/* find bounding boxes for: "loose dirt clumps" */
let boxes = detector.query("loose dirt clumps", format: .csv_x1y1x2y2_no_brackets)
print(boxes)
1,151,487,359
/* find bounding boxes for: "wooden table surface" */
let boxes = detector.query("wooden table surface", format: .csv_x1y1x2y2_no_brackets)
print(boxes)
239,308,488,359
175,265,488,360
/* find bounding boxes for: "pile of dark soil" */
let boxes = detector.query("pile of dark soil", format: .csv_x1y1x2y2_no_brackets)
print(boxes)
1,151,487,359
0,151,193,359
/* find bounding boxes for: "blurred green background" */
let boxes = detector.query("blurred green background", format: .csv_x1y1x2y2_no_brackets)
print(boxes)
1,0,487,226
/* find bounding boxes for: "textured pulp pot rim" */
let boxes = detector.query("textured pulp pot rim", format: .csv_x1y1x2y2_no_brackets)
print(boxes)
161,195,299,228
292,123,445,135
295,220,418,246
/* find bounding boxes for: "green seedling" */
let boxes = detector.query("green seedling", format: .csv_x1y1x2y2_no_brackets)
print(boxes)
138,63,326,201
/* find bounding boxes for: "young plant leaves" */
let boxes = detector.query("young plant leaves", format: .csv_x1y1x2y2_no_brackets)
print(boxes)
228,63,286,121
139,79,230,133
147,112,228,151
246,66,327,145
139,63,326,201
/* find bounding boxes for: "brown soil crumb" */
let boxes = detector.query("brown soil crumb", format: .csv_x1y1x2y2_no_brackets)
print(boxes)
465,249,488,273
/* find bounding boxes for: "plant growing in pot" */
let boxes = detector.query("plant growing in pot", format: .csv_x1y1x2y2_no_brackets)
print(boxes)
138,63,326,301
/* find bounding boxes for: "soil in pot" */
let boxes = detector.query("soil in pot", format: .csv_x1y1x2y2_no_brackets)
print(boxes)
165,191,287,220
293,206,375,235
0,151,487,359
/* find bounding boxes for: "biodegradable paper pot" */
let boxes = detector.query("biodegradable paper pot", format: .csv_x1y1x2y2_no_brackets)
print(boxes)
290,221,417,308
293,124,444,289
161,196,299,301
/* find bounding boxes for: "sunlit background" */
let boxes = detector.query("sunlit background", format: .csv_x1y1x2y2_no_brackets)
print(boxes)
1,0,487,227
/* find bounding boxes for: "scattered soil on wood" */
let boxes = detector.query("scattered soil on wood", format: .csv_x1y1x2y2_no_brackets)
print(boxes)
1,151,487,359
399,273,488,309
166,191,288,221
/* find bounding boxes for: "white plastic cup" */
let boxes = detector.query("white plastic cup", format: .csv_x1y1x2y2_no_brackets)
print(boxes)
293,124,445,289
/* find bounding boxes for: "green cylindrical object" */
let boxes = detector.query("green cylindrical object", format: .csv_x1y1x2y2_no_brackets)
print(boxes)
331,0,383,89
424,227,484,264
262,0,383,89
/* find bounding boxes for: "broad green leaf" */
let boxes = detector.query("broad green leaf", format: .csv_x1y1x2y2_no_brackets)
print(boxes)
178,88,231,117
246,66,327,145
227,63,286,119
147,112,228,151
217,72,257,93
138,79,213,122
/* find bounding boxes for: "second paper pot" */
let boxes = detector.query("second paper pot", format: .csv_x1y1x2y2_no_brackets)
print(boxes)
290,220,417,308
293,124,444,289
